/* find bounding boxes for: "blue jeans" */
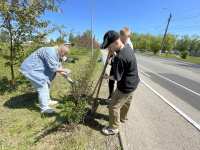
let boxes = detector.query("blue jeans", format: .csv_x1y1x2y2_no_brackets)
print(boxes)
31,81,51,112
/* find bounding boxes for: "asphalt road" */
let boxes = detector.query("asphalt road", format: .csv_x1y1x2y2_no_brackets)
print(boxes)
100,51,200,149
136,53,200,126
120,83,200,150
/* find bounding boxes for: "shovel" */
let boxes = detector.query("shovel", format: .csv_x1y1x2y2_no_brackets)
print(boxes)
62,72,78,85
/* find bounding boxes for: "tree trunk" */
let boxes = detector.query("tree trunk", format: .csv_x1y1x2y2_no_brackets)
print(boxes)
8,20,15,87
10,35,15,87
166,50,169,56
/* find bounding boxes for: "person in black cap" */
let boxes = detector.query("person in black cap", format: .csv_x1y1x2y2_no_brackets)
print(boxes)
101,30,140,135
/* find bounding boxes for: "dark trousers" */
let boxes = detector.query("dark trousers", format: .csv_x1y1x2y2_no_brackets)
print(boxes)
108,67,115,98
108,79,115,98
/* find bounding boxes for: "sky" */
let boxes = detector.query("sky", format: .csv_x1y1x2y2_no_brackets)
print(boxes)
43,0,200,42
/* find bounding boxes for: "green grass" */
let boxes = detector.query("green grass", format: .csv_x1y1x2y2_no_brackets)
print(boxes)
0,47,120,150
137,51,200,64
159,53,200,64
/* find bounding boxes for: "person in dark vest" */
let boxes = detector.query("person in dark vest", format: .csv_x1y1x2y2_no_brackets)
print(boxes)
107,27,134,101
101,31,140,135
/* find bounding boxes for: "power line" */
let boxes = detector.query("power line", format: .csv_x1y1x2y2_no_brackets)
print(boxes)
170,24,200,30
173,13,200,22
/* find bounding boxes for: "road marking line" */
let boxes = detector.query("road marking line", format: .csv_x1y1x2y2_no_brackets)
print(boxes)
141,79,200,131
140,70,151,78
139,65,200,97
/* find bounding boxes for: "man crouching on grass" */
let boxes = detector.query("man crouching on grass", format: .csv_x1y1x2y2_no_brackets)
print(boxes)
101,31,140,135
20,43,72,114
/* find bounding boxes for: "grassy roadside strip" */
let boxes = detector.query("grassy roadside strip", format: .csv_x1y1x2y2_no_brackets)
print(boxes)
0,47,121,150
136,51,200,64
159,53,200,64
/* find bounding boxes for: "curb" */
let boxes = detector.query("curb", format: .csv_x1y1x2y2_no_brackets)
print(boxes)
118,129,128,150
118,132,125,150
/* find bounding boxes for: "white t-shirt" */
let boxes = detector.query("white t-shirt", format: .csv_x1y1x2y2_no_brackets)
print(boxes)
126,38,134,50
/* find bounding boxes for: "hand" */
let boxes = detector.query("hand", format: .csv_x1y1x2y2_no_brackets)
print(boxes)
103,73,109,79
108,58,112,65
60,71,68,77
63,68,71,74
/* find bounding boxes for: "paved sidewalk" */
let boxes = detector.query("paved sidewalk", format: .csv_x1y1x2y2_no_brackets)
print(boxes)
120,82,200,150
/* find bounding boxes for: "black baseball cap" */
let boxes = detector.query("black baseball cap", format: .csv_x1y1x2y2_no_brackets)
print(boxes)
101,30,120,49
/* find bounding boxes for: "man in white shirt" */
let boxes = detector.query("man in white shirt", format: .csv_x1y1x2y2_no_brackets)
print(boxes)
120,27,134,50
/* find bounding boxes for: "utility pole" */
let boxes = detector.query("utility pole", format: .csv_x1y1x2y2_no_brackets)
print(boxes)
91,0,94,57
160,13,172,53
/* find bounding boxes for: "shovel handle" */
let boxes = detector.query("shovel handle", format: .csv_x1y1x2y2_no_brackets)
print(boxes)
91,52,110,114
91,53,110,96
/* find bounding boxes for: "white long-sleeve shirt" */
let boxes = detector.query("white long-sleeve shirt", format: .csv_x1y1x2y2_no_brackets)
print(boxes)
126,38,134,51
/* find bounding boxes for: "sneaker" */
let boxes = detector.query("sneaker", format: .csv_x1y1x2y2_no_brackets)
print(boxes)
120,118,128,123
107,95,112,100
105,99,111,105
102,126,119,135
49,100,58,105
120,119,126,123
41,108,55,114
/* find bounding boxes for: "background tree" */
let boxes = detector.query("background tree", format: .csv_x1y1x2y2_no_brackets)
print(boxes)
70,30,99,49
130,32,200,58
188,35,200,56
52,24,68,44
0,0,63,86
162,33,176,55
175,35,191,59
133,34,151,51
69,31,75,43
150,36,162,55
